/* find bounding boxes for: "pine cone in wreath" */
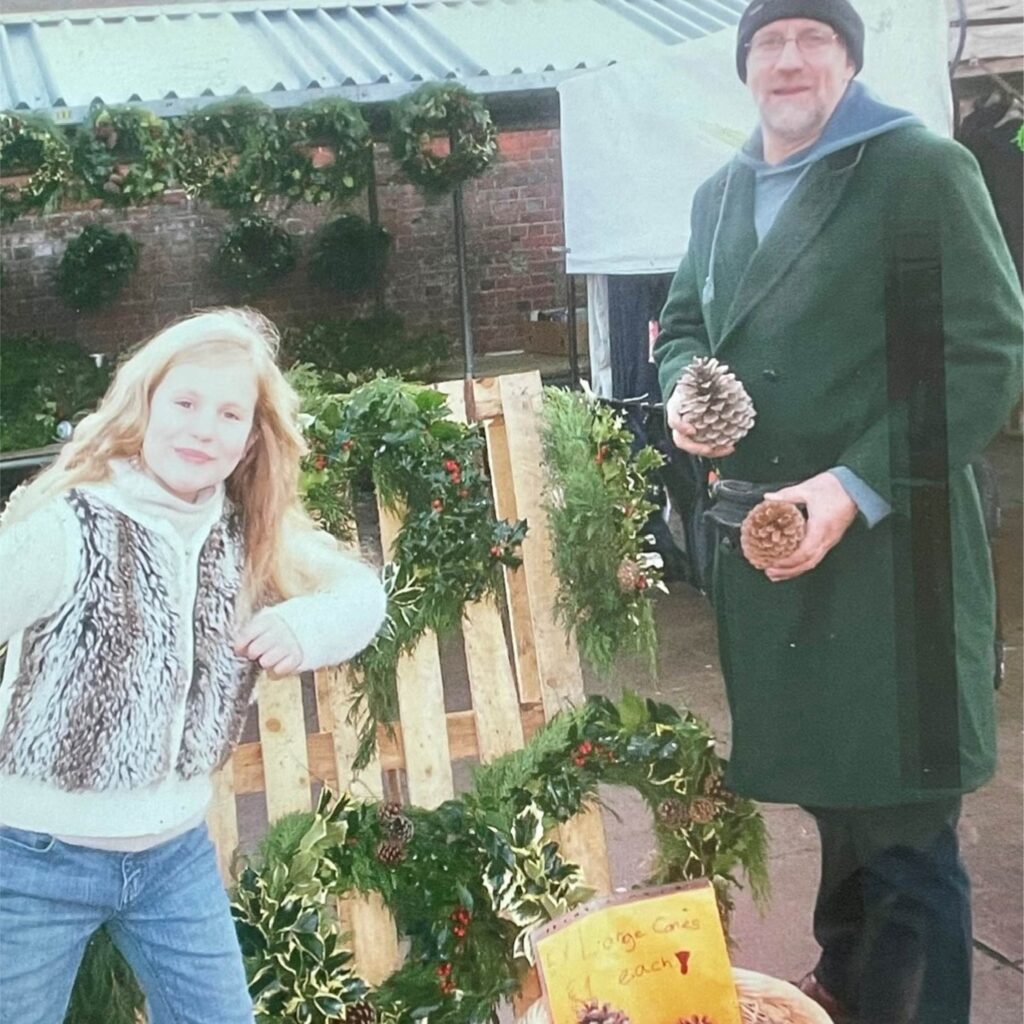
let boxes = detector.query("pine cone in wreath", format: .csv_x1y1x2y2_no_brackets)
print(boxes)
578,1002,632,1024
346,1002,377,1024
674,357,756,448
687,796,718,825
740,500,805,570
378,802,414,842
702,771,725,799
376,839,407,866
656,798,690,829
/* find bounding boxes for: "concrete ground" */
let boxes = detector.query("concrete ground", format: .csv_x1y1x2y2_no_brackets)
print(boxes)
585,432,1023,1022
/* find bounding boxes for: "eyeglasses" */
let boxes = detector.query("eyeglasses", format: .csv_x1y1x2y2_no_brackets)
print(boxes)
746,28,839,61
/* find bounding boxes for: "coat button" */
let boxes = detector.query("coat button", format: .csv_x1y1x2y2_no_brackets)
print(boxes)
763,368,780,382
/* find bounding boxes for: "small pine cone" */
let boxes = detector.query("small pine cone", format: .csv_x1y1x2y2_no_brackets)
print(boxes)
656,797,690,829
675,357,756,447
378,801,405,830
702,771,725,798
388,814,414,845
578,1003,632,1024
346,1003,376,1024
376,839,407,867
740,500,806,570
616,558,643,593
687,796,718,824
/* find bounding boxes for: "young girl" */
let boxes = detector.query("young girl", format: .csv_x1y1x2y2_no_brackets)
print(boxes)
0,308,386,1023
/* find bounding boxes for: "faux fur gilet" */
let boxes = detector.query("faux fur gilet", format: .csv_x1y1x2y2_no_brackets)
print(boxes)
0,489,259,791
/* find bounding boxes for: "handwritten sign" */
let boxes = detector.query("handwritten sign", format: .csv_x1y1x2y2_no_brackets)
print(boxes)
531,880,741,1024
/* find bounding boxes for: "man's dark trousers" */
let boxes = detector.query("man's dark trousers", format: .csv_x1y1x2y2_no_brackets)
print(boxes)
804,798,971,1024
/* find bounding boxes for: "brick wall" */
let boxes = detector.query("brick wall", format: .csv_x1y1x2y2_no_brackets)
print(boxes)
0,128,566,357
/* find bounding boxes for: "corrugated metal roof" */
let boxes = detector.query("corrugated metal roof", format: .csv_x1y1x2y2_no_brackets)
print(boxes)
0,0,744,122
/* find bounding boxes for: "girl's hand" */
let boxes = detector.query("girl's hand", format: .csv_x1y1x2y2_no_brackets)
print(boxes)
234,611,303,677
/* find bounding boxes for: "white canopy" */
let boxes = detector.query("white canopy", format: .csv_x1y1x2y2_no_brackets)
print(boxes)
558,0,953,275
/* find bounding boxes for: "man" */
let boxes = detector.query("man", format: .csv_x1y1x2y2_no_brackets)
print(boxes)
653,1,1022,1022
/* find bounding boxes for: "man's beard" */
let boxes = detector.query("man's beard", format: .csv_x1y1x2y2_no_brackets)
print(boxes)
761,99,827,143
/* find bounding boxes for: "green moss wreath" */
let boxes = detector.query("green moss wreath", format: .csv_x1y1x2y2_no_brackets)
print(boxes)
0,111,74,222
309,213,391,294
213,215,298,295
389,83,498,196
56,224,139,311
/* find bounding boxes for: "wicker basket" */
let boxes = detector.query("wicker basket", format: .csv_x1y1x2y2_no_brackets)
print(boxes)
515,967,834,1024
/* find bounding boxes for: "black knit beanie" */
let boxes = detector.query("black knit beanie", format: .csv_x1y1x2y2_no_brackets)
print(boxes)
736,0,865,82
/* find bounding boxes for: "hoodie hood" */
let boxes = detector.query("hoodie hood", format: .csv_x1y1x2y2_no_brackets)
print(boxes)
736,79,923,173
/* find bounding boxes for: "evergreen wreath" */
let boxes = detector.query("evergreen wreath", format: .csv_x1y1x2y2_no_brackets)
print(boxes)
291,372,527,767
55,224,139,311
74,104,173,206
309,213,391,294
70,693,768,1024
541,388,665,675
389,83,498,196
173,99,285,210
0,111,74,222
213,214,298,295
278,98,373,206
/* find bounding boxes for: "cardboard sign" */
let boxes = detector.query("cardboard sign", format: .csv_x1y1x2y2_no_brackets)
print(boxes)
531,880,741,1024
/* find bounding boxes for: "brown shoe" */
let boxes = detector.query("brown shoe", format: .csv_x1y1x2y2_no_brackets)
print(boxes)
793,972,855,1023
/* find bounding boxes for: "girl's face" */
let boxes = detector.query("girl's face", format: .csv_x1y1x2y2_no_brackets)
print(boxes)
141,358,259,503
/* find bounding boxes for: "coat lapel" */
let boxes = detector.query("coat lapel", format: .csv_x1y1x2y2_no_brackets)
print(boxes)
717,144,865,348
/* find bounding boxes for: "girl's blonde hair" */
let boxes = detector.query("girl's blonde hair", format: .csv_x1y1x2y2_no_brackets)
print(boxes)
5,307,323,604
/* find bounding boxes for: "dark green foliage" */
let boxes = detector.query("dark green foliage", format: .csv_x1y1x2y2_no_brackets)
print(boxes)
56,224,139,311
64,928,144,1024
0,111,74,222
0,333,110,452
173,99,285,210
309,214,391,295
213,215,298,295
541,388,665,674
281,314,450,379
74,105,173,206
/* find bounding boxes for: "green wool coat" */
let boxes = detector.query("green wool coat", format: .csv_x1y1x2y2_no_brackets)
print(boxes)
654,126,1022,807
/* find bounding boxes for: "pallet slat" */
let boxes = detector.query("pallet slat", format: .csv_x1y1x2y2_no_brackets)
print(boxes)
256,674,311,821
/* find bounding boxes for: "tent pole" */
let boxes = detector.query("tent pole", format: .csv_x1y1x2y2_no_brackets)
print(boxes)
566,269,581,389
366,145,386,319
452,180,477,417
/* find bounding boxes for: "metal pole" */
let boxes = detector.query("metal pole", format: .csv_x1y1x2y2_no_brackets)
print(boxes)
565,270,581,389
452,181,475,383
365,145,386,319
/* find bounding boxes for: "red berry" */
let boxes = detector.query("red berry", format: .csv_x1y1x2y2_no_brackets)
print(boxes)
341,440,354,452
490,545,502,557
314,455,327,471
437,963,452,977
636,576,649,590
432,499,444,512
444,459,459,472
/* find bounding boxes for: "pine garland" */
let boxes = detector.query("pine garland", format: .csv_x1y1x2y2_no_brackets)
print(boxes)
540,388,664,675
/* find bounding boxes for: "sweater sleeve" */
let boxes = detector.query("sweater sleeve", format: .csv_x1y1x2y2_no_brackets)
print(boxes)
266,530,386,672
0,500,81,645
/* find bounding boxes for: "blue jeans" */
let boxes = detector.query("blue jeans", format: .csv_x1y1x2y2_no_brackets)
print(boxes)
0,823,254,1024
806,798,971,1024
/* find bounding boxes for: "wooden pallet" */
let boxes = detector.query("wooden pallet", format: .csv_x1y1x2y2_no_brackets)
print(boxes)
206,371,611,986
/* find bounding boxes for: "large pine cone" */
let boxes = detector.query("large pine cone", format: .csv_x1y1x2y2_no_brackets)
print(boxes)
687,796,718,824
657,797,691,829
616,558,643,593
740,500,806,570
674,357,756,447
578,1003,632,1024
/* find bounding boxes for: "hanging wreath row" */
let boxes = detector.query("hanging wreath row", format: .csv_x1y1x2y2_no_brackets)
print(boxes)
70,693,769,1024
1,83,499,219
